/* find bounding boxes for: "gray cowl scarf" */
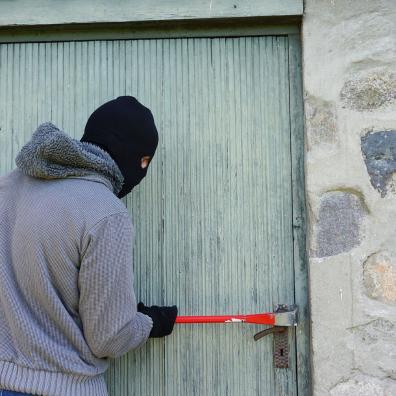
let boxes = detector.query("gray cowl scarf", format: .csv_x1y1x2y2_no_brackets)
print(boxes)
15,122,124,196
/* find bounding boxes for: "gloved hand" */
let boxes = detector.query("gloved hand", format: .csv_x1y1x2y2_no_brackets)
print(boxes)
137,302,178,338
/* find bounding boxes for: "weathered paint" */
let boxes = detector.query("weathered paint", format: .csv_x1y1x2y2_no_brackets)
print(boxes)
0,0,303,27
0,21,300,44
288,32,311,396
0,32,308,395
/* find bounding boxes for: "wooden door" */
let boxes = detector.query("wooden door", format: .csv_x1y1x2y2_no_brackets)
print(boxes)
0,32,308,396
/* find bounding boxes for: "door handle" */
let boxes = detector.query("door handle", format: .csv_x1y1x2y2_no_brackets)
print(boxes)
253,325,287,341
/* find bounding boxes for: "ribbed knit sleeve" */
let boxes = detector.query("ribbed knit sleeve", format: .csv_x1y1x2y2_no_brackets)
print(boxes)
78,211,153,359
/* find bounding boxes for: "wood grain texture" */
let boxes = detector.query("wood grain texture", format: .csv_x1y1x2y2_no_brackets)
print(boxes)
0,1,303,27
0,21,300,44
0,33,307,395
288,33,311,396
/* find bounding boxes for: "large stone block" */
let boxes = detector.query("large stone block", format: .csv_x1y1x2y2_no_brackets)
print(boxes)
340,71,396,111
363,251,396,304
314,191,366,258
330,374,396,396
305,95,337,149
361,130,396,197
348,318,396,379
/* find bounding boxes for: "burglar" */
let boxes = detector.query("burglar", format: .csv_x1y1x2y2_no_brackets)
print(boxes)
0,96,177,396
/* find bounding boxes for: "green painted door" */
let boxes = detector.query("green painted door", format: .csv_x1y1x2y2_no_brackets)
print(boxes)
0,32,308,395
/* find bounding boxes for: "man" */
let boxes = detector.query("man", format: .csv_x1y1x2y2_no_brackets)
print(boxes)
0,96,177,396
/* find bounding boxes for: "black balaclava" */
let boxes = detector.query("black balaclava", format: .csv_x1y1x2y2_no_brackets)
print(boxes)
80,96,159,198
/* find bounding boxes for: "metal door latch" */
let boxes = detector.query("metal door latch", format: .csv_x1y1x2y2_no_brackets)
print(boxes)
253,304,298,368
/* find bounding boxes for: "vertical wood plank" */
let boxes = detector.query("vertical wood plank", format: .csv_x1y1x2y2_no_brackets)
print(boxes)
158,35,297,396
288,32,311,396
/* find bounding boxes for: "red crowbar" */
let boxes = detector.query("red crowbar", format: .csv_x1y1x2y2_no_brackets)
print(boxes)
176,304,298,327
176,305,298,367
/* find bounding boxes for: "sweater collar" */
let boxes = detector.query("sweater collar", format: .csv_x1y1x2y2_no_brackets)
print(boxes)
15,122,124,195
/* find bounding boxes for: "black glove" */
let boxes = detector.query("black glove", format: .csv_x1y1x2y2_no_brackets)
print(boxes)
137,302,178,338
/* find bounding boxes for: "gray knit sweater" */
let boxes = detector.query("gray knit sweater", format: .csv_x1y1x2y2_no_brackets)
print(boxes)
0,122,153,396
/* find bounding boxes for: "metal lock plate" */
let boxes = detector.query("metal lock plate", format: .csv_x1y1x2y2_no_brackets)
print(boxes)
254,326,289,368
273,327,289,368
253,304,296,368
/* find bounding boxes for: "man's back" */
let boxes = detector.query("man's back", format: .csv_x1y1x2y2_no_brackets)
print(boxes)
0,122,153,396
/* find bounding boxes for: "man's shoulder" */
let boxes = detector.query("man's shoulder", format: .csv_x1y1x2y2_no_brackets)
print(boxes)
21,174,130,229
50,177,133,238
58,176,128,216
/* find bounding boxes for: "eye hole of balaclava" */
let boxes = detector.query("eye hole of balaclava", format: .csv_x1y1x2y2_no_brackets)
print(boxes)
80,96,159,198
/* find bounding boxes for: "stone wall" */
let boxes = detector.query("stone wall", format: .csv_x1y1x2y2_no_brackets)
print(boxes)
302,0,396,394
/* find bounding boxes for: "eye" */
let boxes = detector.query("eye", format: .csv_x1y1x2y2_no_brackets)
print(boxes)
141,156,151,169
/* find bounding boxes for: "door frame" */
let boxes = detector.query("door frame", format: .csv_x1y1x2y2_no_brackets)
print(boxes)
0,18,310,395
